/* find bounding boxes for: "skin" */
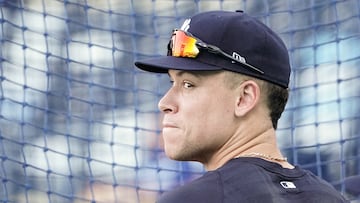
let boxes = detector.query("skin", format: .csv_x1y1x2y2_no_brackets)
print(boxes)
158,69,294,171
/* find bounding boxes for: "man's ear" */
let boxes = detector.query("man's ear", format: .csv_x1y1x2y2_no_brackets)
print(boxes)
234,80,261,117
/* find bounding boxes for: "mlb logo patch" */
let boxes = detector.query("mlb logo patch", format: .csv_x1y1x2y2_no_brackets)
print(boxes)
280,181,297,189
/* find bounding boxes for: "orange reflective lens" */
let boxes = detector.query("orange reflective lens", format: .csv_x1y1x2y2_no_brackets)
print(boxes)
168,30,199,58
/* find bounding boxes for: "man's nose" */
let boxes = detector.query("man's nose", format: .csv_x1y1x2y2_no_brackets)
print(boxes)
158,88,178,114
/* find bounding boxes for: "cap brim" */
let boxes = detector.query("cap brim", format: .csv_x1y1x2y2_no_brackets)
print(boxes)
134,56,222,73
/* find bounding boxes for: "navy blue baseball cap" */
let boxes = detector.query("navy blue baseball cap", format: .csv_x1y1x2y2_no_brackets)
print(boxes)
134,10,291,88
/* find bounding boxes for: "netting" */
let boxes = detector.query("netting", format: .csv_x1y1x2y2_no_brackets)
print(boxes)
0,0,359,202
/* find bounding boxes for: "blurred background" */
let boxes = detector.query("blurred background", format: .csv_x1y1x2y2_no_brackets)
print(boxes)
0,0,359,202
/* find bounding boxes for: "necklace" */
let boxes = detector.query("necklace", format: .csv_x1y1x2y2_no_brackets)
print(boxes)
237,152,288,162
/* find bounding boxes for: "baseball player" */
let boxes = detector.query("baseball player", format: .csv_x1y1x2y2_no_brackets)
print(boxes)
135,10,348,203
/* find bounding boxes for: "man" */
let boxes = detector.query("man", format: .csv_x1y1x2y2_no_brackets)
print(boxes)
135,10,348,203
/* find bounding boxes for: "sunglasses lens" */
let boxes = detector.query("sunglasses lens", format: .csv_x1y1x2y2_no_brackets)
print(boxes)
169,30,199,58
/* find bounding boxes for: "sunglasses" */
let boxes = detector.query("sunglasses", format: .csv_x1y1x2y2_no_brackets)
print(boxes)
167,29,264,75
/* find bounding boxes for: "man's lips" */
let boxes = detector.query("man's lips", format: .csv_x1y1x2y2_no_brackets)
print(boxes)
162,122,178,128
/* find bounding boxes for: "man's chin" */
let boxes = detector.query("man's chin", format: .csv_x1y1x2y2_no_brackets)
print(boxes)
164,149,200,162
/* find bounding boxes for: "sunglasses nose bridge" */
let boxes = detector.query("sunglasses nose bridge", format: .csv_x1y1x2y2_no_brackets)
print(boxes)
167,39,173,56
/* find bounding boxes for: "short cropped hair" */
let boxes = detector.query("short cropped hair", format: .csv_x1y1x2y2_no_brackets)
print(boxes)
224,71,289,129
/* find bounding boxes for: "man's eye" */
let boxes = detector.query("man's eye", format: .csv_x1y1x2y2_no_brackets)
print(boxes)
183,81,193,89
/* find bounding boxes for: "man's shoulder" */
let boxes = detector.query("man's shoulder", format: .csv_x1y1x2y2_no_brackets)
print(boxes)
157,171,224,203
156,158,261,203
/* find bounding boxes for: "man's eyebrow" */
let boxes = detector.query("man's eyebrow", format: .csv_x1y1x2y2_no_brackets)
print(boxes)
168,70,221,79
178,70,199,77
168,70,200,80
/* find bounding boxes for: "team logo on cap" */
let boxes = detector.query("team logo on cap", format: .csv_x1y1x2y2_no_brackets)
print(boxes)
181,19,191,31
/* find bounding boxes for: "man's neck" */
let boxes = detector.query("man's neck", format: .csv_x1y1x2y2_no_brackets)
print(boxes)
203,125,294,170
